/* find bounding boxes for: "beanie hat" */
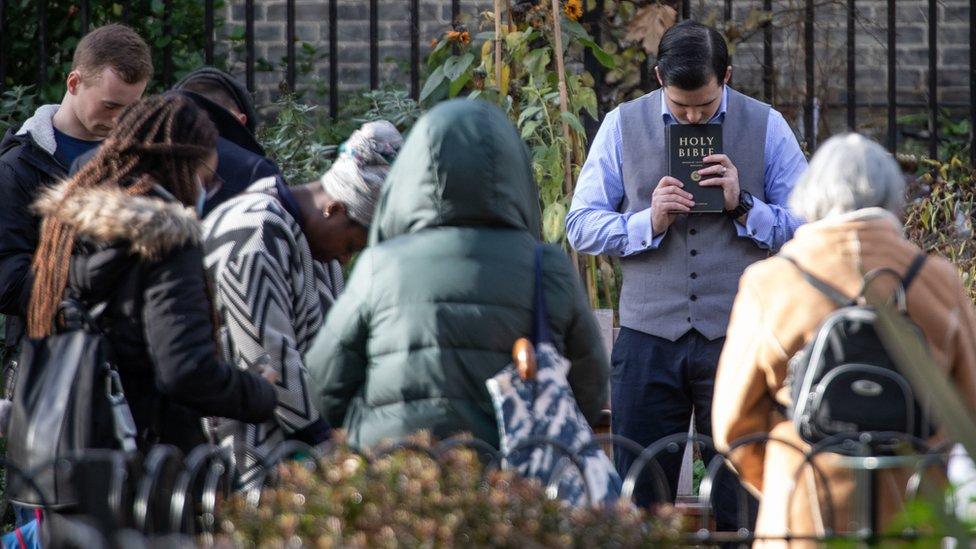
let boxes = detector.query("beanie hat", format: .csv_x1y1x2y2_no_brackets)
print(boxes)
175,66,259,134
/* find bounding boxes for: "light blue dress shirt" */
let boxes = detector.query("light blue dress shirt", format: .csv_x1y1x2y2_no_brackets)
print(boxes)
566,86,807,256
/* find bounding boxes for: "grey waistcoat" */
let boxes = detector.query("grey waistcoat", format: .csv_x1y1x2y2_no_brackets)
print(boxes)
618,87,770,341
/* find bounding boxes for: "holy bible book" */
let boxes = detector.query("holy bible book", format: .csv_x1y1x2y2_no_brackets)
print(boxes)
666,124,724,213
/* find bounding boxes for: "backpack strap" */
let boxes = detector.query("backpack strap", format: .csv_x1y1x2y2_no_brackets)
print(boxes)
902,252,928,290
531,244,554,346
778,254,852,307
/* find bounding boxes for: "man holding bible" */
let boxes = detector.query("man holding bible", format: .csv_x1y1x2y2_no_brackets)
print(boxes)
566,20,806,526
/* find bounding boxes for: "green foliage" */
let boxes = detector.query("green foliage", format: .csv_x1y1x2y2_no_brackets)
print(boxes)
351,89,423,130
258,88,421,185
257,96,337,185
898,111,972,162
0,86,39,135
691,458,706,496
1,1,225,105
214,434,685,547
903,155,976,300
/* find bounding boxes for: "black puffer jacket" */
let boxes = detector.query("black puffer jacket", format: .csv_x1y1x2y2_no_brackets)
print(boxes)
33,181,278,452
0,105,66,346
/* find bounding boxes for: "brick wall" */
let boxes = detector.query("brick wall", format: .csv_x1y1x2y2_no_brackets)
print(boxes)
223,0,971,141
223,1,494,107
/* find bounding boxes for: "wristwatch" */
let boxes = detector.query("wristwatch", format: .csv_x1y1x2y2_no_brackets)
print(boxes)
725,190,754,219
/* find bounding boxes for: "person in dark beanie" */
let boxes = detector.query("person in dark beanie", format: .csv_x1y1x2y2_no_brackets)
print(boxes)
0,24,152,368
176,66,260,133
566,20,807,528
174,67,281,215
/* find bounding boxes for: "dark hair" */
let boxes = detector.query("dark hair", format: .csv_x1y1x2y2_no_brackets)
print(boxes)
656,20,729,90
72,24,153,84
29,94,216,338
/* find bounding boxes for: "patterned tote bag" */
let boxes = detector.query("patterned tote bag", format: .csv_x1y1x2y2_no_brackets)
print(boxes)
486,244,621,507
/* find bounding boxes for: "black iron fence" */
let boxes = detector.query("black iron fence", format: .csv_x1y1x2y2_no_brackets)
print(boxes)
0,0,974,162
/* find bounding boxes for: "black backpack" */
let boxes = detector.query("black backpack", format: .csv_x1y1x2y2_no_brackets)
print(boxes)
6,299,138,509
782,253,933,446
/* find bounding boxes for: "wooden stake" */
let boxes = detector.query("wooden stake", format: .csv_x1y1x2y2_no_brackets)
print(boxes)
550,0,586,294
494,0,504,94
549,0,573,198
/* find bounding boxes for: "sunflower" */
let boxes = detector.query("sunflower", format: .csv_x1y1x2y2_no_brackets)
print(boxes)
564,0,583,21
446,29,471,46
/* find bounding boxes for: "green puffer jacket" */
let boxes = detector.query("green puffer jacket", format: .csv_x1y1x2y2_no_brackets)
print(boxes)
306,99,610,450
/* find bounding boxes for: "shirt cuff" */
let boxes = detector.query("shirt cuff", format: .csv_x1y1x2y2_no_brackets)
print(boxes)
734,197,774,248
624,207,665,255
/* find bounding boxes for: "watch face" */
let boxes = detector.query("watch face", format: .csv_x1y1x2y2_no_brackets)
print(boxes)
741,191,754,208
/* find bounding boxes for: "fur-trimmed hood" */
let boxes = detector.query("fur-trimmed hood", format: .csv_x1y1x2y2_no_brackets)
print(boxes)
33,180,201,260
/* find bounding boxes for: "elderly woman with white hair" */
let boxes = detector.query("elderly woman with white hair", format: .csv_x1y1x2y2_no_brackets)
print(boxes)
712,133,976,546
202,120,403,486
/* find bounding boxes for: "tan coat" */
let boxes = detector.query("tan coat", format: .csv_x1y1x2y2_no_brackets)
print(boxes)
712,208,976,547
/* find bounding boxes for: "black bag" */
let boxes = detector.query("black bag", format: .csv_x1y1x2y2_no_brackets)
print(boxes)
782,253,933,446
6,299,138,509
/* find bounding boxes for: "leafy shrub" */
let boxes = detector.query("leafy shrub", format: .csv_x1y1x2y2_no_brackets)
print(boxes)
1,0,224,104
213,434,684,547
257,96,337,185
898,111,972,163
902,154,976,301
258,88,421,185
0,86,38,136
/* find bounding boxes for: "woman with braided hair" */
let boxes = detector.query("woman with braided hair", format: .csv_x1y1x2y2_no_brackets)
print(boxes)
28,93,276,452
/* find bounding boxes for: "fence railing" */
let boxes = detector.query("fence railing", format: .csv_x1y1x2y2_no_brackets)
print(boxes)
0,1,974,162
4,431,971,546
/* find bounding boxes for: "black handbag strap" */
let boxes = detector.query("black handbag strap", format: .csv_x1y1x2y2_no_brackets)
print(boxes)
779,252,928,308
902,252,928,290
779,254,851,307
531,244,553,346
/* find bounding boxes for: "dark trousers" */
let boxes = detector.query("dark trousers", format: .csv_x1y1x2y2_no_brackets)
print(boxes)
611,327,756,532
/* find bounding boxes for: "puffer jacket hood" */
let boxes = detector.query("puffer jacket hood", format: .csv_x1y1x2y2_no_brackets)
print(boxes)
32,180,200,261
370,99,541,245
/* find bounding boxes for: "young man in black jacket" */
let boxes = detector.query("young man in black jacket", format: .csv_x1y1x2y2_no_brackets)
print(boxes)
0,24,152,356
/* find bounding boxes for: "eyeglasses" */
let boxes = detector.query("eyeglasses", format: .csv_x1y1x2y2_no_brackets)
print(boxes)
199,163,225,200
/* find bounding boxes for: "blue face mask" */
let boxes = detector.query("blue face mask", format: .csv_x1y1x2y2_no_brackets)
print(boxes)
194,176,208,216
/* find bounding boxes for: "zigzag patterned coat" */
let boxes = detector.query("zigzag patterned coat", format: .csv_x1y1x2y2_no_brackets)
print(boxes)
203,177,343,486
